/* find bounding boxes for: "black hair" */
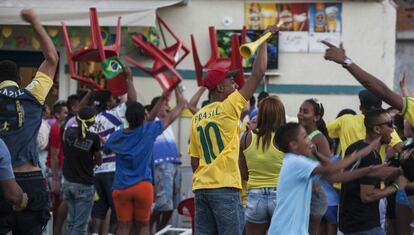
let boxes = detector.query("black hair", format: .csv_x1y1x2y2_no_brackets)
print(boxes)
52,101,67,115
275,122,302,153
67,94,80,112
76,106,96,139
125,101,145,130
258,91,269,103
249,95,256,108
336,108,357,118
364,108,389,133
304,99,333,149
149,96,161,112
0,60,19,83
144,104,151,113
359,90,382,112
93,90,112,112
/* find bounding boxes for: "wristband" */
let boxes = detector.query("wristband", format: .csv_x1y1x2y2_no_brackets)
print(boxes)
392,183,400,191
342,57,353,68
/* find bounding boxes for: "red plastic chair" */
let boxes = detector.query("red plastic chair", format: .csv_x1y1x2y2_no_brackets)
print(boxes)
62,8,126,95
177,198,195,235
125,15,188,91
191,26,245,88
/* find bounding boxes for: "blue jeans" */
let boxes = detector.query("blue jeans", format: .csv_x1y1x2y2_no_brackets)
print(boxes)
194,188,244,235
344,227,384,235
62,180,95,235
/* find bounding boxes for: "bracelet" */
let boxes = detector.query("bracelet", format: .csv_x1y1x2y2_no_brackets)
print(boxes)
392,183,400,191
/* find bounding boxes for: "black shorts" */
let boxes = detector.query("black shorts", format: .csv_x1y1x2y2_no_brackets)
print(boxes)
0,171,50,235
91,172,117,223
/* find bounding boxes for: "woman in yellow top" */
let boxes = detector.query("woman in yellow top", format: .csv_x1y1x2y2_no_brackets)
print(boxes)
239,96,286,235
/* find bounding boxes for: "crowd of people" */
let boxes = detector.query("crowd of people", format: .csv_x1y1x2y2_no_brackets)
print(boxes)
2,9,414,235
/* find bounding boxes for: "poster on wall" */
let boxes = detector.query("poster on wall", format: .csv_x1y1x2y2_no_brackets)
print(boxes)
245,3,277,30
216,29,279,70
309,3,342,33
308,32,341,52
279,31,309,52
277,4,309,32
245,2,342,53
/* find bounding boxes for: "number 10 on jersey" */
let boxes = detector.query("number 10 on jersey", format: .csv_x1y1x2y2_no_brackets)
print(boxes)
197,122,224,164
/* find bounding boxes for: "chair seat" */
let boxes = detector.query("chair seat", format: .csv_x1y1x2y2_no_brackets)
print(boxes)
72,48,119,62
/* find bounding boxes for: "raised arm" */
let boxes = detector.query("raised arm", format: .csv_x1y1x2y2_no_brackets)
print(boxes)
188,87,207,115
322,41,403,111
239,25,279,101
161,89,187,128
78,89,93,109
124,66,137,102
21,9,58,79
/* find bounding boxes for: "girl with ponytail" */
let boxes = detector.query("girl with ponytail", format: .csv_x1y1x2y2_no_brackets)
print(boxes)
297,98,333,235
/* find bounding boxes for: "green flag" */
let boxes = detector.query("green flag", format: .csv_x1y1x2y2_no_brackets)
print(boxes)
101,57,124,80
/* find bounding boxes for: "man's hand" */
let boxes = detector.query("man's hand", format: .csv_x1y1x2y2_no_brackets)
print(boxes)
264,25,280,36
322,40,347,64
13,193,28,211
21,9,39,24
124,66,133,81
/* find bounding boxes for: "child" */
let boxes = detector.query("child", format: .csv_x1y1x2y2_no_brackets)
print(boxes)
268,122,390,234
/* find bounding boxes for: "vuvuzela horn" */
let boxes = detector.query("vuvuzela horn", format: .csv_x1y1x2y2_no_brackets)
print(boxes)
239,32,272,58
239,21,283,59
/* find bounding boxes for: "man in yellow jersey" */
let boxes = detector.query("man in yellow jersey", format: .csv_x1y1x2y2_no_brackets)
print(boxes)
0,9,58,234
327,89,403,160
321,40,414,130
188,25,279,235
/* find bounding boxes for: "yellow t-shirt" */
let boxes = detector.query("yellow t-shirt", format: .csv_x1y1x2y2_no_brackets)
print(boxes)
189,91,247,191
401,96,414,127
327,113,401,161
243,132,283,189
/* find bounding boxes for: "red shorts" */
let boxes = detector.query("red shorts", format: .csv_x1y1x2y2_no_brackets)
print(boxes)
112,181,153,222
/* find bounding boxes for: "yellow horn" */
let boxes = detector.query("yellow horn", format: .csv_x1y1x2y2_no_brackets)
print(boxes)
239,32,272,58
240,21,283,59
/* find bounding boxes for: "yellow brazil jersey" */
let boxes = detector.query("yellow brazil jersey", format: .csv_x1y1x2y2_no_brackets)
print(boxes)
243,132,283,190
188,91,247,191
327,113,401,161
401,96,414,127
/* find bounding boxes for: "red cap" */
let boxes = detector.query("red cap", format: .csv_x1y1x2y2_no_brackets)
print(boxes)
203,68,238,90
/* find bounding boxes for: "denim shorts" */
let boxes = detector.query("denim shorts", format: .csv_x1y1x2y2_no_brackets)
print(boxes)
153,163,181,211
396,190,409,205
311,183,328,217
322,206,338,224
245,188,277,224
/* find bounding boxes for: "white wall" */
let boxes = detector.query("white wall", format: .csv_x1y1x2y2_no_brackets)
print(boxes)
145,0,396,165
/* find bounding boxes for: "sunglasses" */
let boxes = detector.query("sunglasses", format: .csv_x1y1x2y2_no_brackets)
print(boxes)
373,120,393,128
